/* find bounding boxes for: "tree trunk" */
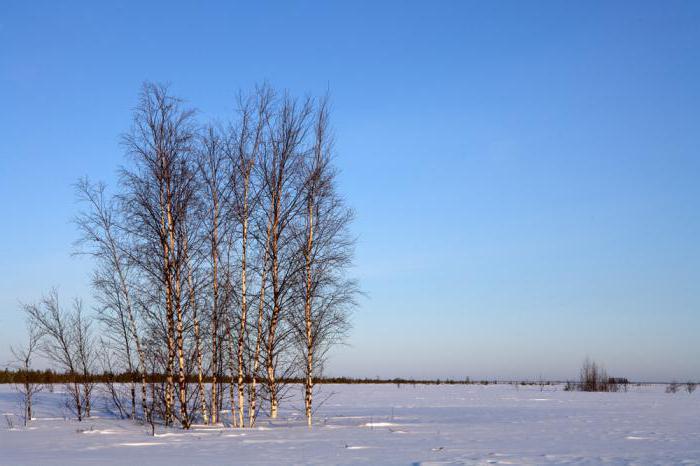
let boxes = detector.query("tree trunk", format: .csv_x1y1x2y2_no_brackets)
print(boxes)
26,387,32,424
210,190,220,425
111,240,148,422
249,219,270,428
304,195,315,427
130,382,136,420
237,169,251,428
174,278,189,428
74,380,83,421
226,323,238,427
83,382,91,417
190,261,209,425
160,180,175,427
267,193,281,420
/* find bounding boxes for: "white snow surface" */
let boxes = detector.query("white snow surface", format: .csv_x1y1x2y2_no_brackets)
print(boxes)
1,383,698,465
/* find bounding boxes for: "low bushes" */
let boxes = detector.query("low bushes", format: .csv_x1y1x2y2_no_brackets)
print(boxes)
565,359,628,392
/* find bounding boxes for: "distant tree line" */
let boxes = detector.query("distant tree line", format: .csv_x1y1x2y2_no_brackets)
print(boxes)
2,369,414,386
0,369,532,386
12,83,358,430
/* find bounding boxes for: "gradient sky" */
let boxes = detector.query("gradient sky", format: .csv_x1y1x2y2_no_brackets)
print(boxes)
1,1,699,381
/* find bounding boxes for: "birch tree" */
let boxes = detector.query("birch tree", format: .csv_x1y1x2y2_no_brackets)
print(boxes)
196,126,229,424
63,83,359,430
120,82,197,428
11,322,43,426
73,299,96,417
296,97,356,427
260,94,312,418
23,290,89,421
227,89,269,427
75,178,148,420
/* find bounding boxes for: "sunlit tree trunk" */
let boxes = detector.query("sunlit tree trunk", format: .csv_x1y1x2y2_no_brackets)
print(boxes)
249,218,271,428
303,193,315,427
236,161,253,427
226,323,238,427
187,235,208,425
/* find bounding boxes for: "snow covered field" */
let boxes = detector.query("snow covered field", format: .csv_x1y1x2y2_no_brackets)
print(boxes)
1,383,698,465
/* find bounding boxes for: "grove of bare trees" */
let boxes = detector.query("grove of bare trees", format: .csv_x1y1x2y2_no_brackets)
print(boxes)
21,83,357,430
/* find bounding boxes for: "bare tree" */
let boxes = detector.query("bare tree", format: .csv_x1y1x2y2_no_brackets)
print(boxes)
62,83,358,430
226,89,269,427
579,358,611,392
75,178,148,421
23,290,88,421
296,97,356,427
248,206,272,427
260,93,313,418
182,206,210,425
120,82,197,428
10,322,43,426
73,299,96,417
196,125,229,425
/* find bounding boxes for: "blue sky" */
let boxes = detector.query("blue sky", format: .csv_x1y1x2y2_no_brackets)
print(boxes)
1,1,699,381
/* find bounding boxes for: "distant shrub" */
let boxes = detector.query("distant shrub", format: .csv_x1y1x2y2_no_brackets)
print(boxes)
686,382,696,394
580,358,607,392
666,382,680,394
577,359,625,392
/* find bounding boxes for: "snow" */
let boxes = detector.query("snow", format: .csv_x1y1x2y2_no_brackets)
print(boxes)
1,383,698,465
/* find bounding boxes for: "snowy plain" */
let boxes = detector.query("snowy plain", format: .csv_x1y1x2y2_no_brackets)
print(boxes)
0,383,698,465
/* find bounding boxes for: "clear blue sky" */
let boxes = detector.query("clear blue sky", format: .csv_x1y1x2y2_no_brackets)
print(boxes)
1,1,699,381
